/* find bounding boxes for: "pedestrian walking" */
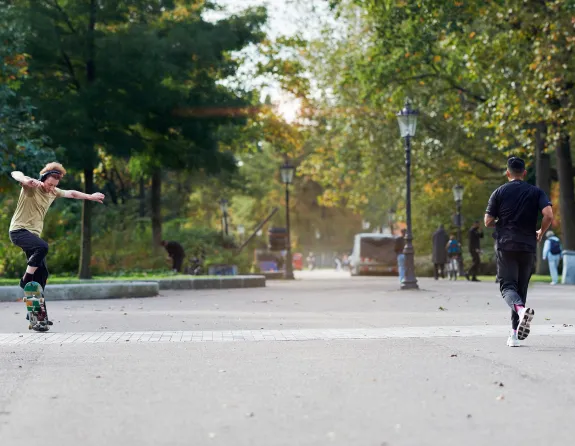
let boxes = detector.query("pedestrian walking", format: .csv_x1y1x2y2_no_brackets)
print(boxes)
334,253,342,271
484,157,553,347
466,220,484,281
395,229,406,283
445,235,461,280
432,224,448,280
543,230,562,285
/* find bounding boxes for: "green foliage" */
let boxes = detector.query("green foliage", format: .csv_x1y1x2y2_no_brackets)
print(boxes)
0,199,252,278
16,1,267,172
0,3,54,184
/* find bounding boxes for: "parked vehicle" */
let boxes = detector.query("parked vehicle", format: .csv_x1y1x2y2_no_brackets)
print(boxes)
349,233,398,276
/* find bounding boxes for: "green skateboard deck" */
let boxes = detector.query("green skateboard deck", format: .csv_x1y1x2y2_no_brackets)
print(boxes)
23,281,50,332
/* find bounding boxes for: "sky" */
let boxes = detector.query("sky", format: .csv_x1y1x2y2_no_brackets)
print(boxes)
206,0,333,121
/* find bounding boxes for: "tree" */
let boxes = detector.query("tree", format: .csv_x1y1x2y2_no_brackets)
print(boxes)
0,2,54,187
16,0,267,276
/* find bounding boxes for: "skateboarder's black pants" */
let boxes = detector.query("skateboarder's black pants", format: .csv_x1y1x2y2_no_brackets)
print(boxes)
496,250,535,330
9,229,50,290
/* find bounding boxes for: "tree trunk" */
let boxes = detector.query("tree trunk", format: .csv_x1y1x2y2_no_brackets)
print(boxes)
78,168,94,279
78,0,97,279
556,131,575,250
139,176,146,231
151,168,162,252
535,123,551,274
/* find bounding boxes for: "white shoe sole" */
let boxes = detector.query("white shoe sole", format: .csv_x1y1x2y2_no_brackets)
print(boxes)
507,338,520,347
517,308,534,341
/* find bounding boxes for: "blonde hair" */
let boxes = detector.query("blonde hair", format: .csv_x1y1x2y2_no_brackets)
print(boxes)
40,162,67,177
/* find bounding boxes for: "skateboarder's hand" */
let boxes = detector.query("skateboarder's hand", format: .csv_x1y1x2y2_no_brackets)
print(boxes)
90,192,105,203
536,229,543,242
26,178,43,188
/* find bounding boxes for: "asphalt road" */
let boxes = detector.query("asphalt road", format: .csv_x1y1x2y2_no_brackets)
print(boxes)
1,271,574,446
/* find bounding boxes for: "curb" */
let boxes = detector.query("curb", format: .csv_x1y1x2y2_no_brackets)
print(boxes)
0,281,159,302
155,275,266,290
0,276,266,302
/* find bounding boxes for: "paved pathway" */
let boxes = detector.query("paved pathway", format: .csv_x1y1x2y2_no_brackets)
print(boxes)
1,273,574,446
2,324,575,344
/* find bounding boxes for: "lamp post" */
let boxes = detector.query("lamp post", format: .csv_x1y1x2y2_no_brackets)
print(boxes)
219,198,229,236
396,99,419,290
452,184,465,275
280,159,296,280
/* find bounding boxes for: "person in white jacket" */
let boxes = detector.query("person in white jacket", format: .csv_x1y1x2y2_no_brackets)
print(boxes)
543,231,562,285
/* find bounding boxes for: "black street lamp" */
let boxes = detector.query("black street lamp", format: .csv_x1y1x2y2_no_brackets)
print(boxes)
396,99,419,290
219,198,229,236
452,184,465,274
280,159,296,280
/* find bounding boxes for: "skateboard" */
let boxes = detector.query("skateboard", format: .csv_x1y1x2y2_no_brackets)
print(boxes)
23,281,51,332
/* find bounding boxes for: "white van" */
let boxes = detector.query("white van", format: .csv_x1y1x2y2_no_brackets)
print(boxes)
349,233,399,276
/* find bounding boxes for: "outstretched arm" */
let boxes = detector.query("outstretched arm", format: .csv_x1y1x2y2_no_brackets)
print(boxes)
11,171,42,188
63,190,105,203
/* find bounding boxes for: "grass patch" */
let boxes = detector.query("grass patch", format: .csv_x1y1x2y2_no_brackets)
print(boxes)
463,275,552,283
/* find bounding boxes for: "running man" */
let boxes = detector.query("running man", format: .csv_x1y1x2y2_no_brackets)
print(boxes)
9,163,105,300
484,157,553,347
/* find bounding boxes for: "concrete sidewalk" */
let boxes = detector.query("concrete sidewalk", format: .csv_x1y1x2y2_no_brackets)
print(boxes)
1,276,574,446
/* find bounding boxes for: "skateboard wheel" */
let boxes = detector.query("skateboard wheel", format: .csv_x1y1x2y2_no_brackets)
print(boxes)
40,298,44,304
28,324,32,330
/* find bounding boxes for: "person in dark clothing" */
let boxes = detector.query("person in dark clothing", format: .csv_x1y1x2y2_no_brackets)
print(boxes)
395,229,406,283
467,220,484,281
161,240,186,272
485,156,553,347
432,224,448,280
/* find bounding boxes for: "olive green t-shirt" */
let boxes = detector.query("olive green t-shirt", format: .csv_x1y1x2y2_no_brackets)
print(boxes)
9,186,66,237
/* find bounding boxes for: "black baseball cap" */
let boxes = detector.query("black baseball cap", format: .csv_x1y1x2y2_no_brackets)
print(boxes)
507,156,525,171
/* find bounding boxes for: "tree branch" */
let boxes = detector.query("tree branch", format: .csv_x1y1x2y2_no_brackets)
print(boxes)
60,49,81,90
44,0,77,34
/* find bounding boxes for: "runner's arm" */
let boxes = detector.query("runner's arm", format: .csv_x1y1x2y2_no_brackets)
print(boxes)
11,171,42,188
63,190,105,203
484,189,499,228
484,214,496,228
536,206,553,242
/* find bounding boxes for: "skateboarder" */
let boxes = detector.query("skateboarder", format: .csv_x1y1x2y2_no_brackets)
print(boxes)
9,162,106,299
484,157,553,347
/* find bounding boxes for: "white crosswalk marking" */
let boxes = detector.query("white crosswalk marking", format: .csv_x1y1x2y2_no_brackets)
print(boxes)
0,324,574,344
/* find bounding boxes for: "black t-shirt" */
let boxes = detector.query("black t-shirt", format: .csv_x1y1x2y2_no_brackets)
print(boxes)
485,180,551,252
165,241,185,258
